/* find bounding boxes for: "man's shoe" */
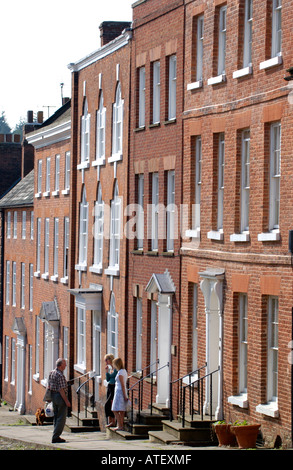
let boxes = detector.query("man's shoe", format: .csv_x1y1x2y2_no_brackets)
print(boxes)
52,437,66,443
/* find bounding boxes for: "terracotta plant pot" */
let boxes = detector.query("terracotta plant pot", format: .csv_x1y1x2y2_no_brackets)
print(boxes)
214,424,237,447
231,424,261,449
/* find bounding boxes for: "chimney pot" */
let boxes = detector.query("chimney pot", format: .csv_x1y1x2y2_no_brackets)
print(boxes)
27,110,34,123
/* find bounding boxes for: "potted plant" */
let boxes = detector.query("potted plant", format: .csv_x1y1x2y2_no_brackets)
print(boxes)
212,420,237,447
230,420,261,449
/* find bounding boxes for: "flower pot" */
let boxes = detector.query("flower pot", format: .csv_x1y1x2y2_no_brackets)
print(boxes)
231,424,261,449
214,424,237,447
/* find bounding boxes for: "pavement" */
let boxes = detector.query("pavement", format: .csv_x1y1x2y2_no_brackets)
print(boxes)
0,402,222,454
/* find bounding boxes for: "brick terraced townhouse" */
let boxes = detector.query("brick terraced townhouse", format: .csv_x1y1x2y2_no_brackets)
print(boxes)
0,0,293,448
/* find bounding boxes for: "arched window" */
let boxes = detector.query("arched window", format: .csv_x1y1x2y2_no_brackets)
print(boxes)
109,181,121,270
107,293,118,356
112,83,123,157
81,98,90,163
79,186,88,266
96,92,106,161
93,183,104,269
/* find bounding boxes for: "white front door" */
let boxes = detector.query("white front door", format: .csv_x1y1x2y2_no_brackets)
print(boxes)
92,310,101,401
15,334,26,414
156,294,171,406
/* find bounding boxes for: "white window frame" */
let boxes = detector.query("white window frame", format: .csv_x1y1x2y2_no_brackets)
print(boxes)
241,129,250,233
29,263,33,311
28,345,32,393
196,15,204,82
34,316,40,380
63,151,71,192
43,218,50,278
4,337,9,381
37,159,42,196
218,5,227,76
54,154,60,194
267,296,278,402
194,136,202,231
136,298,143,372
44,157,51,196
217,133,225,231
152,61,160,124
35,218,41,276
239,293,248,394
78,187,88,268
151,172,159,251
108,181,121,273
192,284,198,372
13,211,17,239
166,170,175,252
52,218,59,280
21,262,25,309
7,211,11,238
81,99,90,165
92,184,104,272
11,338,15,385
63,326,69,380
272,0,282,58
150,300,157,375
92,310,102,378
243,0,253,68
111,83,123,160
269,122,281,231
139,67,146,128
107,294,118,356
30,211,34,240
6,260,10,305
76,307,86,371
168,55,177,121
22,211,26,239
62,217,70,283
12,261,16,306
96,92,106,162
137,174,144,250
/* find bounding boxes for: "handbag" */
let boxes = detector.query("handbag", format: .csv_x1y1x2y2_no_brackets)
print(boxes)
43,387,52,402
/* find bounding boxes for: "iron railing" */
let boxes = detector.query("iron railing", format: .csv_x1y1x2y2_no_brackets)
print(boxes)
169,364,207,421
70,373,97,426
181,367,220,427
128,361,169,424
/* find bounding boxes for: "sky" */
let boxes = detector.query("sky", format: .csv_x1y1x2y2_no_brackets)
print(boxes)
0,0,134,130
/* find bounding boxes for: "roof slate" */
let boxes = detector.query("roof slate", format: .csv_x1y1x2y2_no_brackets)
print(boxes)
0,169,34,208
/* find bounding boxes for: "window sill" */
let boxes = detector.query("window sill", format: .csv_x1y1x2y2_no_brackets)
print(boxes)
43,191,50,198
185,228,200,239
108,153,123,164
207,230,224,241
52,190,59,197
146,250,159,256
50,274,58,282
134,126,145,133
187,80,202,91
89,264,103,274
92,157,106,167
131,249,144,255
228,393,248,409
256,401,279,418
104,266,120,276
75,264,87,272
233,65,253,79
230,232,250,242
258,231,280,242
62,188,70,195
33,373,40,383
207,74,226,86
149,122,160,129
74,364,87,375
34,271,41,278
41,273,49,280
164,118,176,125
162,251,174,257
77,161,90,170
35,192,42,199
60,276,68,284
259,55,282,70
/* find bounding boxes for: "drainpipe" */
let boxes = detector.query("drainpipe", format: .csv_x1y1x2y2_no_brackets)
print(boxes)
0,209,4,398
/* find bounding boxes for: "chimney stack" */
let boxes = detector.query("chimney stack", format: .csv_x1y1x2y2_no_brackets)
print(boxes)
99,21,131,47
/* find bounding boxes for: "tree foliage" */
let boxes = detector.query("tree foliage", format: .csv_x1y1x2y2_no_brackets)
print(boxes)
0,111,12,134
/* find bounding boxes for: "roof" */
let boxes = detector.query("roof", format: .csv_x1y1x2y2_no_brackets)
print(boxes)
146,269,176,294
0,170,34,209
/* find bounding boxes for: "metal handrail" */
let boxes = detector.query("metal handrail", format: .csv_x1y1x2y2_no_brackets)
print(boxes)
128,361,169,424
181,367,220,427
169,364,207,421
74,374,96,426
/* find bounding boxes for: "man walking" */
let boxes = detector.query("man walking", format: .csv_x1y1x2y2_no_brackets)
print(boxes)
48,358,71,443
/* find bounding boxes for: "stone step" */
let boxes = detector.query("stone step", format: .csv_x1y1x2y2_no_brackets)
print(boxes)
106,427,148,440
148,419,218,446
